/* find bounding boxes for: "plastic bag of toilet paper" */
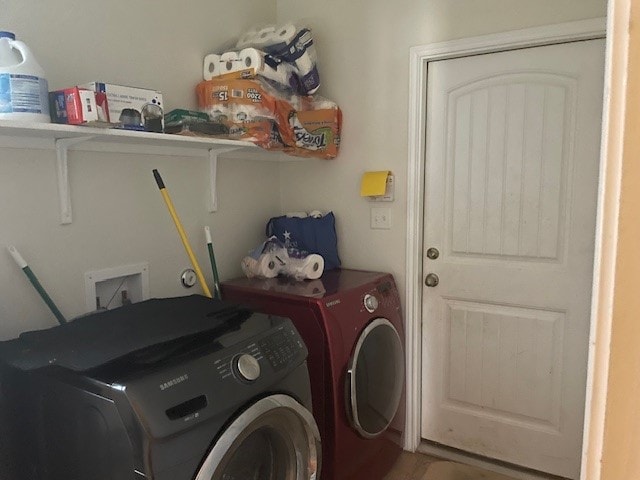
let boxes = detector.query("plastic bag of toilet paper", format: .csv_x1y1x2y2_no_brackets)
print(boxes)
241,236,325,281
196,77,341,158
286,95,342,158
203,49,300,95
203,22,320,96
196,77,289,150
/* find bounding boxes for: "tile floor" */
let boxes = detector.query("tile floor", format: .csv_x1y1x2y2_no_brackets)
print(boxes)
382,451,563,480
383,451,442,479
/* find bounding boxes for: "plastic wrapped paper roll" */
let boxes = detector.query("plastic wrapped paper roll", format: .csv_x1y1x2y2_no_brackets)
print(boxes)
241,254,278,279
238,47,263,70
220,51,240,74
290,29,319,95
239,48,294,88
233,23,320,95
231,103,266,123
263,26,319,95
286,211,308,218
236,29,260,49
204,106,229,124
252,26,277,48
283,254,324,280
262,23,297,55
203,53,222,81
307,99,338,110
273,23,297,44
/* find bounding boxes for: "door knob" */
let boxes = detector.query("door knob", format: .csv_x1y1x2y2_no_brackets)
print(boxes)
425,273,439,287
426,247,439,260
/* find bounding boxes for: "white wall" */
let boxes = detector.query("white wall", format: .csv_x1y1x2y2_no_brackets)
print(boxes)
0,0,277,339
0,1,608,340
276,0,607,301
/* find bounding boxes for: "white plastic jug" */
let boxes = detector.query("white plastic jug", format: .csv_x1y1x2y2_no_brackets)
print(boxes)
0,31,50,122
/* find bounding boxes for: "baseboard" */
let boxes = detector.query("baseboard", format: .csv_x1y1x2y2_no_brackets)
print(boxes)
417,441,568,480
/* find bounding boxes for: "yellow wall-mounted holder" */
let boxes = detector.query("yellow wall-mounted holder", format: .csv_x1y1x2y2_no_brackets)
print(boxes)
360,170,394,202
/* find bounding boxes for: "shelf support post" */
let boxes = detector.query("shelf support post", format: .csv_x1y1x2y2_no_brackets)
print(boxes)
208,147,242,212
56,136,95,224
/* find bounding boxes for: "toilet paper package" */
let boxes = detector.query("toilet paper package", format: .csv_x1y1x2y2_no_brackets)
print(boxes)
283,97,341,159
241,236,326,280
203,53,243,78
257,23,320,95
204,48,299,93
196,77,289,150
202,21,320,95
196,77,341,158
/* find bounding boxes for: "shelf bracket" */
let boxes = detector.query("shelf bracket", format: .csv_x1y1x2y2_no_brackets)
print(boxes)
56,136,95,224
208,147,242,212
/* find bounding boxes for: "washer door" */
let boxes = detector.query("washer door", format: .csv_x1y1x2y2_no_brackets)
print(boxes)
347,318,404,439
195,394,320,480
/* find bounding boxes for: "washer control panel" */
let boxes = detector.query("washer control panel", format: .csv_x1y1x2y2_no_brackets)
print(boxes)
213,323,305,382
234,353,261,381
214,342,262,382
259,325,305,371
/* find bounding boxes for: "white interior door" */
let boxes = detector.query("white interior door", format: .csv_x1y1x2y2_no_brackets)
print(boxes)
420,39,605,479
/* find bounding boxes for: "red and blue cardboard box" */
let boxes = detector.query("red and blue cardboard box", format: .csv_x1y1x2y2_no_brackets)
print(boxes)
49,87,110,125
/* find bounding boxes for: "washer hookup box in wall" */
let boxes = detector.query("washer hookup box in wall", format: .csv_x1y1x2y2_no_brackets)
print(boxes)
80,82,164,132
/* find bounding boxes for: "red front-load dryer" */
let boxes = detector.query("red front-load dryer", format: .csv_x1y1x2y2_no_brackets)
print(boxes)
222,269,405,480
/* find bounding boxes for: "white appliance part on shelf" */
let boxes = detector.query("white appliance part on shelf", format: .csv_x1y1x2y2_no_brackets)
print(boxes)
0,31,50,122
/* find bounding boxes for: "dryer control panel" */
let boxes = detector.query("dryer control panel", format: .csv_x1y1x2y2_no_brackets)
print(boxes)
362,279,401,313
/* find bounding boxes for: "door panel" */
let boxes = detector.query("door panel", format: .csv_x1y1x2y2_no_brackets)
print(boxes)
445,300,563,427
421,39,604,479
448,76,571,260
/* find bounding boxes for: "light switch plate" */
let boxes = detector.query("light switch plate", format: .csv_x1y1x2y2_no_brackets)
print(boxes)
371,207,391,229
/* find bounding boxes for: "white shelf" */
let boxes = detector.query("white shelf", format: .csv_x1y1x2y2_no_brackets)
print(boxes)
0,119,258,149
0,120,285,223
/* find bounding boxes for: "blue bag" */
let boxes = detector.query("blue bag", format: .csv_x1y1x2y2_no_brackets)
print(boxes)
266,212,341,270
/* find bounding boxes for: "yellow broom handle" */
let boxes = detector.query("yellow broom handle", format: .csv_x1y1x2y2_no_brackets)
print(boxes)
153,170,212,298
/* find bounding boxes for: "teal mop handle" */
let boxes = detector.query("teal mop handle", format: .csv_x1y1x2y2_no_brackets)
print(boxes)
22,265,67,325
205,227,222,300
8,246,67,325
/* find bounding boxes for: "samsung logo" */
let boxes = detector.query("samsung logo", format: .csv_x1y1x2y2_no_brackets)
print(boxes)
159,374,189,391
325,299,341,308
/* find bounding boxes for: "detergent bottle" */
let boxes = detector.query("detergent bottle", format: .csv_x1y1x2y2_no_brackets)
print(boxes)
0,31,50,122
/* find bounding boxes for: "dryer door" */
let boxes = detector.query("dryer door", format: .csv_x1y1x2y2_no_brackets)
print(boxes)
347,317,405,438
195,394,321,480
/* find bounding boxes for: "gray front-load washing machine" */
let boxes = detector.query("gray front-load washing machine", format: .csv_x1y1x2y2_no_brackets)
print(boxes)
0,295,320,480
